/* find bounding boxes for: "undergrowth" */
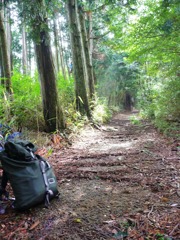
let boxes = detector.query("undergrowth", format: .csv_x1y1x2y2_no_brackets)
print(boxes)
91,96,112,124
0,72,111,141
138,76,180,139
0,71,44,131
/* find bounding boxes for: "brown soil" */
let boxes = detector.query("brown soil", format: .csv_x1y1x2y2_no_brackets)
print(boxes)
0,112,180,240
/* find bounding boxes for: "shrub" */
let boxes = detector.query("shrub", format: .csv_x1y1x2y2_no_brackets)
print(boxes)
0,71,44,131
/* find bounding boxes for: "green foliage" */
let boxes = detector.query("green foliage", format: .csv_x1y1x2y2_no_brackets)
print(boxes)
154,78,180,121
57,73,75,106
155,233,172,240
57,73,83,131
18,0,63,43
95,48,139,109
0,71,44,130
129,115,142,126
153,77,180,136
122,0,180,76
91,97,112,124
56,73,111,130
101,0,180,135
11,30,22,69
138,75,180,137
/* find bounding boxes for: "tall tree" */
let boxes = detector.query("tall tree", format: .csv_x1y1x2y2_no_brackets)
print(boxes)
58,19,67,80
0,47,4,79
22,23,28,75
27,36,33,74
5,4,13,72
67,0,91,118
0,6,12,95
79,5,95,99
21,0,65,132
53,14,60,73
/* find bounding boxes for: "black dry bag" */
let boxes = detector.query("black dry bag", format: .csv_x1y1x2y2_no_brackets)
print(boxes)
0,140,59,210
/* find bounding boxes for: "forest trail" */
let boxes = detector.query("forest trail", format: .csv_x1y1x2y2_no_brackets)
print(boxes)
1,112,180,239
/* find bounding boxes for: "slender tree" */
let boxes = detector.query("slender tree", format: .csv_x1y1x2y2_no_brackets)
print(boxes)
5,4,13,72
79,5,95,99
27,36,33,74
67,0,91,118
22,23,28,75
53,14,60,73
87,10,93,63
58,18,67,80
0,45,5,80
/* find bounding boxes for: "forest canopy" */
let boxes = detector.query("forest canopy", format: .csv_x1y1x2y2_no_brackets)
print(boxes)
0,0,179,136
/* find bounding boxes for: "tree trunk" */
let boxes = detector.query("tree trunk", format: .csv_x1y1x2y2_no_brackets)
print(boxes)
27,37,32,74
58,19,67,80
53,16,60,73
27,0,65,132
5,5,13,73
22,23,28,75
79,6,95,99
0,41,4,79
35,30,65,132
0,10,12,95
86,8,97,87
88,11,93,63
67,0,91,118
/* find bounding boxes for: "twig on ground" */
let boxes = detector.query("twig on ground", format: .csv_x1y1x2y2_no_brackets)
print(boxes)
169,223,179,236
176,183,180,197
147,206,154,219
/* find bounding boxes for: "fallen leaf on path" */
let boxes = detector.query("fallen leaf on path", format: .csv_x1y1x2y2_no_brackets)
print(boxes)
35,148,48,157
74,218,82,223
51,134,62,146
110,214,116,220
161,197,169,202
29,220,40,231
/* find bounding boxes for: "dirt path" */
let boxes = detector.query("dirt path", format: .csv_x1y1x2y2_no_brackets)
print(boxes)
1,112,180,239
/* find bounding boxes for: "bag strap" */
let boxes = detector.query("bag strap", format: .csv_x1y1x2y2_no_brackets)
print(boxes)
27,148,54,208
26,146,36,159
39,160,54,208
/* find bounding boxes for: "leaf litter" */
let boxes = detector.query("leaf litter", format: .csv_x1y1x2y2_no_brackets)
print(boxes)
0,112,180,240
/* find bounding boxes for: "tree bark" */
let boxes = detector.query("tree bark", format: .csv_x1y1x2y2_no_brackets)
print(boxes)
88,11,93,63
0,10,12,95
35,30,65,132
5,5,13,73
27,0,65,132
53,15,60,73
79,6,95,99
58,19,67,80
22,23,28,75
67,0,91,118
27,37,32,74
